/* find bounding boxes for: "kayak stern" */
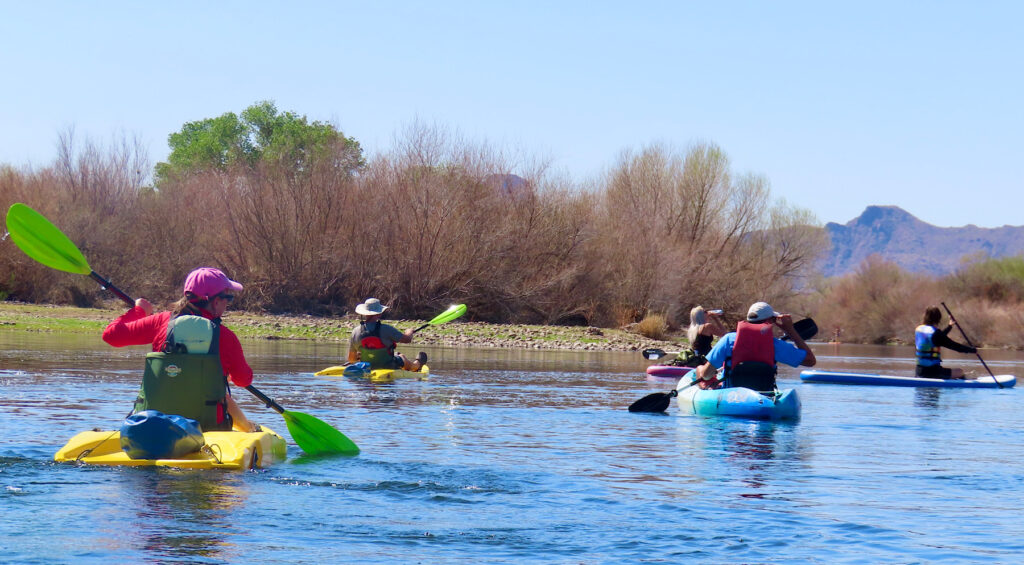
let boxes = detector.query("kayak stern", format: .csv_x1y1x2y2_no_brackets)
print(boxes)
54,426,288,470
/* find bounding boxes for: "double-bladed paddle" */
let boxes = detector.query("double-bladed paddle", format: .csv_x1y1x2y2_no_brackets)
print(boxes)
315,303,467,376
630,316,819,413
628,377,702,412
941,302,1002,389
5,202,359,455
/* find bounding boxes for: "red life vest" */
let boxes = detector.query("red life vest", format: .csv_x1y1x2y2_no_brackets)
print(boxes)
730,321,776,367
358,322,397,369
359,322,388,351
724,321,778,391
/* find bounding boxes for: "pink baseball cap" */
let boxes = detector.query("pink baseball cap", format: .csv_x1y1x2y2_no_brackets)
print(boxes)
183,267,243,300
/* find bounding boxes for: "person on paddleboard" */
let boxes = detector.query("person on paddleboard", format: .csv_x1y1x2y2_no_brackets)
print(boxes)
102,267,258,432
348,298,427,371
694,302,816,391
673,306,728,367
915,306,976,379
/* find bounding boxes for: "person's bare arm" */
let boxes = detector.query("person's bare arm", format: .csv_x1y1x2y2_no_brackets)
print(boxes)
777,314,816,367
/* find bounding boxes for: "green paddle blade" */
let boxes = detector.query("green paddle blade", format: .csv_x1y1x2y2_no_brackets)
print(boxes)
282,410,360,455
5,203,91,275
428,303,467,325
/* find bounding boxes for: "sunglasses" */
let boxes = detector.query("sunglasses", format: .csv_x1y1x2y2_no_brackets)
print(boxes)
216,293,235,303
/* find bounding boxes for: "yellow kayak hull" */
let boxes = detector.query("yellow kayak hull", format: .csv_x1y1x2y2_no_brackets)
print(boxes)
366,364,429,382
54,426,288,470
316,364,430,382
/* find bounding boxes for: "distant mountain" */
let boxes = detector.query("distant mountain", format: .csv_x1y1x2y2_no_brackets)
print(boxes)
821,206,1024,277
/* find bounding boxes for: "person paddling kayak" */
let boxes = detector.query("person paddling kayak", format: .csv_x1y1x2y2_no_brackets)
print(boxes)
695,302,816,391
102,267,257,432
348,298,427,371
916,305,976,379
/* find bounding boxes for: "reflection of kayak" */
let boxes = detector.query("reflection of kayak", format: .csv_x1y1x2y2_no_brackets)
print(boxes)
54,426,287,470
316,362,430,383
646,365,693,379
801,370,1016,388
675,377,800,420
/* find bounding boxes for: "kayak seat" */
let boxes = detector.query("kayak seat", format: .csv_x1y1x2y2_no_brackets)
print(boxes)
725,361,777,393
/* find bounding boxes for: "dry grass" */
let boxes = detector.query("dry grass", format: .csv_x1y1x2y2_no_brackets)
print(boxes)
635,313,669,340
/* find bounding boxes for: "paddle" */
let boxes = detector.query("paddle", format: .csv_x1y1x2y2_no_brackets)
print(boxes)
628,378,702,412
5,202,359,454
630,317,819,412
640,318,819,361
413,303,467,333
940,302,1002,389
315,303,467,376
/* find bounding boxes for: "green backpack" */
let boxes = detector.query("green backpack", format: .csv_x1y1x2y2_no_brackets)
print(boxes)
134,315,231,431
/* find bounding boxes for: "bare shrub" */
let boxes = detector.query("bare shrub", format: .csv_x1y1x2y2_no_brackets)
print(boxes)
1,131,151,305
0,123,840,334
589,142,825,327
812,255,942,344
347,122,598,323
635,313,668,340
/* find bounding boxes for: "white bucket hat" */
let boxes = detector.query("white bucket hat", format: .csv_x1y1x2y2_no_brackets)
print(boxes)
355,298,387,316
747,301,780,322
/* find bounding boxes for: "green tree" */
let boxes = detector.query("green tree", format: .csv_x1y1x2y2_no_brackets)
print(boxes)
154,100,363,183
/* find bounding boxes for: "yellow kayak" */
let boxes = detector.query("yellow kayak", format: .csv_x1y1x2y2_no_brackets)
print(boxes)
316,362,430,382
54,426,287,470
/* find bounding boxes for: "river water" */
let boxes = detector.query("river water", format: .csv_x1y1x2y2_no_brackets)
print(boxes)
1,333,1023,563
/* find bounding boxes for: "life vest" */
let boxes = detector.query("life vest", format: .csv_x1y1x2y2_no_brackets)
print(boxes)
725,321,777,391
135,314,231,431
357,321,398,370
915,325,942,367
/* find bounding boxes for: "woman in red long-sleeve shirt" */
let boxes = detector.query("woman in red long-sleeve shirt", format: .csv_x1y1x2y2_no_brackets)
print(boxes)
102,267,257,432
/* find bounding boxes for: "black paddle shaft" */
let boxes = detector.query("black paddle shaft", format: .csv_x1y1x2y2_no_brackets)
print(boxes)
940,302,1001,387
246,385,286,414
88,272,136,309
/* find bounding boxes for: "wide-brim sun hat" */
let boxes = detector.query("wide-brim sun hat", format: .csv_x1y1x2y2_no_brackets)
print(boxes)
747,301,780,322
183,267,243,300
355,298,387,316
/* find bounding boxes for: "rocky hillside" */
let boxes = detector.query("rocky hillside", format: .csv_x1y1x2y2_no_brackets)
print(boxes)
821,205,1024,277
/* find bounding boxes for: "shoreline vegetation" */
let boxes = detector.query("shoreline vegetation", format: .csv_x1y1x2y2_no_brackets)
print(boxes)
4,102,1024,349
0,302,681,352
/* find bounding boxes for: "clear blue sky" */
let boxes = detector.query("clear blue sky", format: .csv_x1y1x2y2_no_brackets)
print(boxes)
2,1,1021,227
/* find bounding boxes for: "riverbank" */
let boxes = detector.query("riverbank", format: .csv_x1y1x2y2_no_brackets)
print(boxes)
0,302,681,352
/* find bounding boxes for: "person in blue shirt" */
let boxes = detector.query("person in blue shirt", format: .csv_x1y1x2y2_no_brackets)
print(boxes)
695,301,816,391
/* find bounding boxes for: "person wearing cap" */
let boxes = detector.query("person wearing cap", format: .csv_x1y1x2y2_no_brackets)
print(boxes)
915,306,975,379
102,267,258,433
694,301,816,391
347,298,427,371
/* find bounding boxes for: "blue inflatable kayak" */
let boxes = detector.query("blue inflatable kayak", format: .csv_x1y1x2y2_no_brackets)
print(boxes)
675,378,801,420
801,370,1016,388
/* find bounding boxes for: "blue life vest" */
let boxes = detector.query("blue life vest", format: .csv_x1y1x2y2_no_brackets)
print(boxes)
915,325,942,367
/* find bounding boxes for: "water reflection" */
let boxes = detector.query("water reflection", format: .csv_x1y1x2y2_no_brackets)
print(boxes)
702,419,802,498
914,387,943,410
108,470,247,562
